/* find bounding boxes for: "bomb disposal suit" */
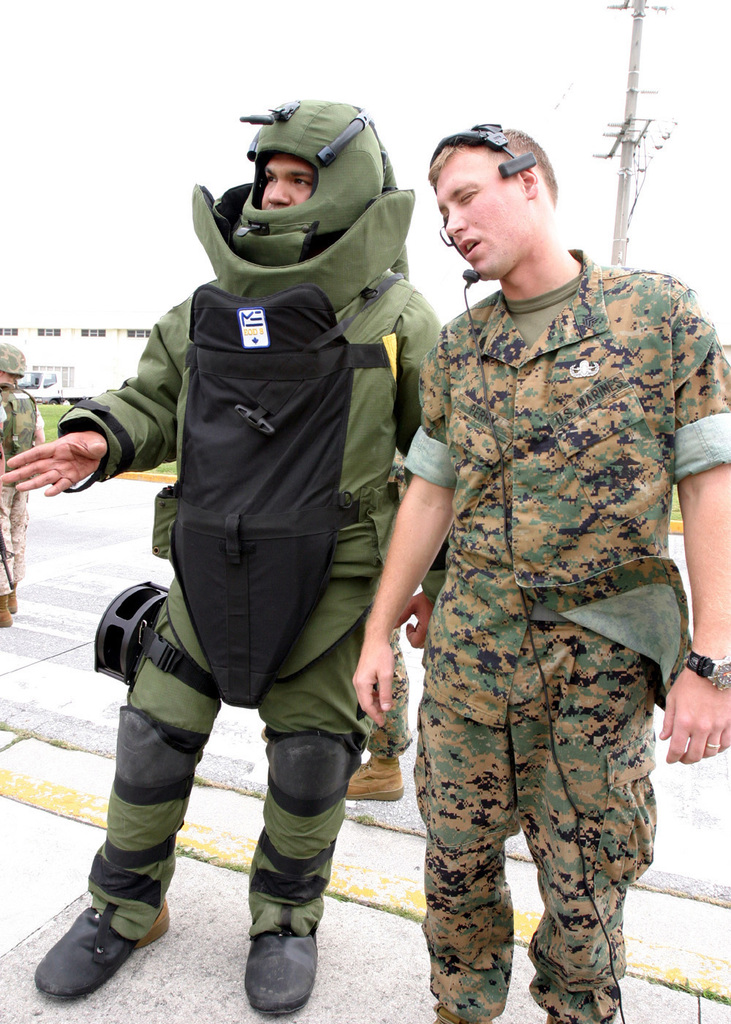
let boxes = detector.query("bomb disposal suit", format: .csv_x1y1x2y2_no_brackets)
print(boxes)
53,102,440,975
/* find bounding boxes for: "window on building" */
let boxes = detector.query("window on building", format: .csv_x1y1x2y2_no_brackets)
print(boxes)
127,329,151,338
81,329,107,338
37,328,61,337
0,328,19,336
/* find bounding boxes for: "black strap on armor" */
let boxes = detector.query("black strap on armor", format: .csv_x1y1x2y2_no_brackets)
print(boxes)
59,401,137,477
266,775,350,818
104,834,176,870
139,624,218,698
90,854,161,908
258,829,336,876
312,273,403,347
249,869,329,903
92,903,119,963
113,771,195,807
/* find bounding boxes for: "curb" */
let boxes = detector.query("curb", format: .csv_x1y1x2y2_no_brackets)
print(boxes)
1,765,728,1002
117,472,176,484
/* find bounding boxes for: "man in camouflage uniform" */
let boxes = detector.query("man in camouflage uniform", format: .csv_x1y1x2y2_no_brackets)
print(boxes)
354,126,731,1024
0,343,39,626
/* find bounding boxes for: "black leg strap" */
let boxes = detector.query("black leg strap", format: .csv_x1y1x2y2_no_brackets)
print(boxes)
92,903,119,963
258,829,336,876
105,834,176,870
140,625,218,699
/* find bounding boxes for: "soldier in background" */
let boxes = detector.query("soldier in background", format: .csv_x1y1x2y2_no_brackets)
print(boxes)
0,343,41,626
354,125,731,1024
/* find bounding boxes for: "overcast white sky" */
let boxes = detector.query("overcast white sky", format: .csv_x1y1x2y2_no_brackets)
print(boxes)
1,0,728,341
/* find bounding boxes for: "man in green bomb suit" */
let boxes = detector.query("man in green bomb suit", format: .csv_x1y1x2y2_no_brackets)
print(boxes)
5,99,441,1013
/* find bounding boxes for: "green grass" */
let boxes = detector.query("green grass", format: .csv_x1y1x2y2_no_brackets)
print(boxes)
38,404,66,441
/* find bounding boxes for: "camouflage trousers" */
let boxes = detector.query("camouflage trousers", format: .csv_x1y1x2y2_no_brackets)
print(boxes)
87,578,370,943
415,621,656,1024
365,631,413,759
0,484,28,596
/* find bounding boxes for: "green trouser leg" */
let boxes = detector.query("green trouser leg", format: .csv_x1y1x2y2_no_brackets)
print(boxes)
88,592,220,941
250,626,369,937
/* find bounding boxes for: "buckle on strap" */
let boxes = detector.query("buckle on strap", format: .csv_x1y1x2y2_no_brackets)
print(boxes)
138,624,217,699
140,624,182,674
235,403,275,436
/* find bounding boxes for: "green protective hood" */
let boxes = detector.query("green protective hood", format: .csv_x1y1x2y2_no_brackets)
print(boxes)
192,182,415,313
236,100,388,266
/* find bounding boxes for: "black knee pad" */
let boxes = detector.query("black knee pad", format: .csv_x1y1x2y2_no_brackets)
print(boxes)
114,705,208,805
266,731,361,817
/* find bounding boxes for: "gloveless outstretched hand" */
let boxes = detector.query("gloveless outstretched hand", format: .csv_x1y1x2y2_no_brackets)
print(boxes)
2,431,108,496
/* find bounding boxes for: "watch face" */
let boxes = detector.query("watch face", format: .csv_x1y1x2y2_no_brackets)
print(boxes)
712,657,731,690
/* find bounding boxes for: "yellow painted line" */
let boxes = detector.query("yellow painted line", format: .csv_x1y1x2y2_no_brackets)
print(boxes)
0,769,110,828
0,770,422,915
626,942,731,1000
1,769,728,999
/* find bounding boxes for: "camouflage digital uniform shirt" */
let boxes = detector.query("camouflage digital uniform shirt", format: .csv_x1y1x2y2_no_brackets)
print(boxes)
406,252,731,726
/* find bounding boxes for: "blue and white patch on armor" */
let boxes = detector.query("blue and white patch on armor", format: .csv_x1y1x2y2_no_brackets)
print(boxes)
237,308,270,349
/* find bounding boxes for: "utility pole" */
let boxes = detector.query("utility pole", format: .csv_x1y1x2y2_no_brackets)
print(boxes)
596,0,673,265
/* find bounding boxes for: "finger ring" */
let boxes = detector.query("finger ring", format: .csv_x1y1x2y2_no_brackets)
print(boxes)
706,742,721,749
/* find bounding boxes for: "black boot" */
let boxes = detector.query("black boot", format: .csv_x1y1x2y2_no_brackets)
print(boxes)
35,901,169,998
244,931,318,1013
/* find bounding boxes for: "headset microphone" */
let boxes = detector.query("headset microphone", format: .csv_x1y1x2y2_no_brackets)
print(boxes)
462,269,480,287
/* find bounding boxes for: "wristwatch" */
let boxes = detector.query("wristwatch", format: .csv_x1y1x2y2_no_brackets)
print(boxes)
686,650,731,690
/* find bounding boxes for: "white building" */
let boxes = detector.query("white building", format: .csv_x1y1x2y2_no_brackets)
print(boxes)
0,319,153,396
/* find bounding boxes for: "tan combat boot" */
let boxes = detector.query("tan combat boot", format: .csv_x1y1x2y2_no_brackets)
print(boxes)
434,1006,470,1024
0,594,12,628
7,586,17,615
346,756,404,801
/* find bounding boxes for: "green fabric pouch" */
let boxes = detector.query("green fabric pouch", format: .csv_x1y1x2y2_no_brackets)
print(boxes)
152,484,178,559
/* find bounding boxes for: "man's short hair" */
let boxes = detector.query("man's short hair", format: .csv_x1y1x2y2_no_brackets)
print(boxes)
428,129,559,206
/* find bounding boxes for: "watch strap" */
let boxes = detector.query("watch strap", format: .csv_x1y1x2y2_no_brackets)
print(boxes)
686,650,715,678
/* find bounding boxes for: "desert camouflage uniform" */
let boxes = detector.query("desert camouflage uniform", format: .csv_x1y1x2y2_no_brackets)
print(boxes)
1,384,36,596
406,252,731,1023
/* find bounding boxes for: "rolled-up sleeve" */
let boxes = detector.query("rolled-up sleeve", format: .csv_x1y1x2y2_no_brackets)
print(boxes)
674,413,731,482
405,426,457,488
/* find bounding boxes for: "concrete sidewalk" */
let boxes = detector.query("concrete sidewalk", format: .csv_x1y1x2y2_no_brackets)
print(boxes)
1,727,730,1023
0,477,730,1022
